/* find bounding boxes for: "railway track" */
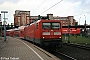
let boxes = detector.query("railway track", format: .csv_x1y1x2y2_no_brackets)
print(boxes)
52,50,77,60
55,44,90,60
63,43,90,50
22,38,90,60
22,38,75,60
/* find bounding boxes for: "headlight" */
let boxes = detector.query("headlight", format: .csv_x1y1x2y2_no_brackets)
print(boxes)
43,37,45,39
59,37,61,38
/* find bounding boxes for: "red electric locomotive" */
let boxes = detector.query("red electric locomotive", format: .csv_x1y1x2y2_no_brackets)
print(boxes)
24,20,62,47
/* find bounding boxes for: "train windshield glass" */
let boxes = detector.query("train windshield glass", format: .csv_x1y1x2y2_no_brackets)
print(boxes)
43,23,51,29
42,22,60,29
52,23,60,29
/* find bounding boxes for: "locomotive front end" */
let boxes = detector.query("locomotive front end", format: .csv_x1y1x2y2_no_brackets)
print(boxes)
41,20,62,47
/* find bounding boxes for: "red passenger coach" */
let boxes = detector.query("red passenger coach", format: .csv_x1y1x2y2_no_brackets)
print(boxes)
14,26,26,39
14,28,20,37
2,29,14,37
6,29,14,37
18,26,26,39
6,30,10,36
62,28,81,35
1,30,4,37
24,20,62,47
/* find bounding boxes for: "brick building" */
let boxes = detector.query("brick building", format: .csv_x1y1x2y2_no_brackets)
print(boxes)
14,10,30,27
30,14,78,26
53,16,78,26
14,10,78,27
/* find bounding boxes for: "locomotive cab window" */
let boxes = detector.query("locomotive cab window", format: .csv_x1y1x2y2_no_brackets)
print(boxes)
42,22,60,29
52,23,60,29
42,23,50,29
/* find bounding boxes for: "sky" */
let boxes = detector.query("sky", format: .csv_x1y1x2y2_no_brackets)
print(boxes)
0,0,90,25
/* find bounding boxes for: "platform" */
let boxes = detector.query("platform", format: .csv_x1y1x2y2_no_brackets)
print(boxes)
0,36,60,60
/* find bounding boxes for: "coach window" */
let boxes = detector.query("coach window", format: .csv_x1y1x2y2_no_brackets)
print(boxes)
36,23,38,29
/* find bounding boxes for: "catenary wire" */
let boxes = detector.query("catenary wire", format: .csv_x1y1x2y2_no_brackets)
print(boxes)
40,0,63,15
32,0,46,13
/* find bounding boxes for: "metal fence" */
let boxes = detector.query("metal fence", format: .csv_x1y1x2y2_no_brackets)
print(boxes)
62,28,90,45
